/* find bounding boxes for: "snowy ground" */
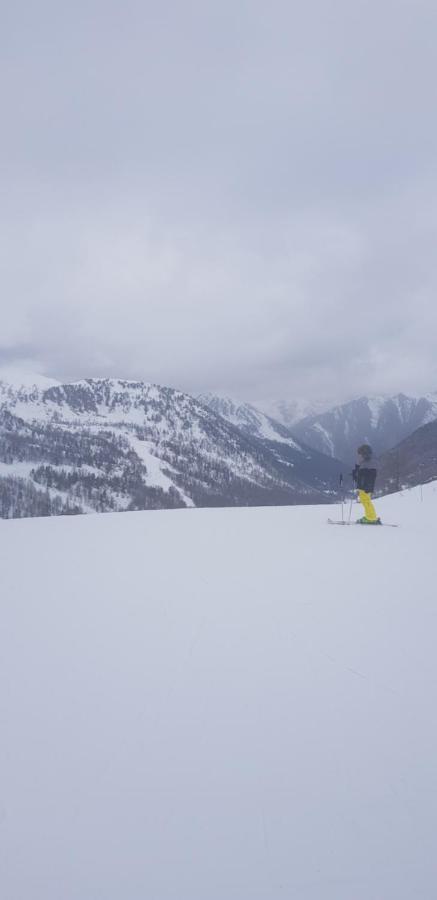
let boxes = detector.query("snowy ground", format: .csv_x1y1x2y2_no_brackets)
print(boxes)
1,484,437,900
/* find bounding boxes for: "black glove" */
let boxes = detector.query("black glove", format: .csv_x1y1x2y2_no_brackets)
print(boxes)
351,465,359,485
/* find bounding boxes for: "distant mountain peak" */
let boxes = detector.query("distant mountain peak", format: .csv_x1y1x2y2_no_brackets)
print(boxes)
0,368,60,391
198,392,302,446
291,392,437,462
254,396,336,428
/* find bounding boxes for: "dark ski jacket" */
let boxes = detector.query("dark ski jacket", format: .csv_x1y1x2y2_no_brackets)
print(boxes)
352,450,377,493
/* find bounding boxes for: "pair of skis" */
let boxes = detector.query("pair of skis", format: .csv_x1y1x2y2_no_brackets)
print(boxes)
327,518,398,528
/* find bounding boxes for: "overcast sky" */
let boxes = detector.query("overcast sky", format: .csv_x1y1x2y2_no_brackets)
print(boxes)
1,0,437,404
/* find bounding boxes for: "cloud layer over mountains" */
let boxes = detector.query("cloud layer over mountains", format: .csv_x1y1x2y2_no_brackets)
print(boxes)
2,0,437,401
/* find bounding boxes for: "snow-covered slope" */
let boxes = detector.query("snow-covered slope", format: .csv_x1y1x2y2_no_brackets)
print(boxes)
0,366,59,389
2,483,436,900
198,392,304,445
0,369,60,408
291,392,437,462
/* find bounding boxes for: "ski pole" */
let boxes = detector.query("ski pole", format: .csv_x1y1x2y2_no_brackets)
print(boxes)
348,472,355,523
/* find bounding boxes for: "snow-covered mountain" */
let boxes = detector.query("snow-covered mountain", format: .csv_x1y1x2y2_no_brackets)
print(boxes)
0,368,60,407
0,376,343,518
198,392,306,444
377,418,437,495
198,392,345,494
291,393,437,462
255,396,335,427
3,482,437,899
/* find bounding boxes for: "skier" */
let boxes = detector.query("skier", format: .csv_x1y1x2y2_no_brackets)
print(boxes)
352,444,381,525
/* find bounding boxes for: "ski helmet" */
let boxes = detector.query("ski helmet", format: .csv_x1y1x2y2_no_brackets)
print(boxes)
358,443,372,461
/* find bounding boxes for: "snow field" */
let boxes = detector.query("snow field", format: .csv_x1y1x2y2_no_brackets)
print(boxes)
1,483,437,899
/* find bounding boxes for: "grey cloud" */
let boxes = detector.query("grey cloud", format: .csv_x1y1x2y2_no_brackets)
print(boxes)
1,0,437,403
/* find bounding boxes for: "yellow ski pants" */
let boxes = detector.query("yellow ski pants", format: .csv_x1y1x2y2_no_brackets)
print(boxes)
358,490,378,521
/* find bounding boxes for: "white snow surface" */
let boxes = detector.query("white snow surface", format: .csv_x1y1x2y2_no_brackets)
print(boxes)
0,368,59,391
2,484,437,900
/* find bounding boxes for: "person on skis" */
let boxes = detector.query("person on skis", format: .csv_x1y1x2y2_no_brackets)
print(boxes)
352,444,381,525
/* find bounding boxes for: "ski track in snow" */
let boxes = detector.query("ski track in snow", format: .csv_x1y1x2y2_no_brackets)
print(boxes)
1,482,437,900
127,434,194,507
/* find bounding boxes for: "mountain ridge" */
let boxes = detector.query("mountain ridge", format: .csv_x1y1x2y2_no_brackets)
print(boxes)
290,392,437,462
0,375,342,518
377,418,437,495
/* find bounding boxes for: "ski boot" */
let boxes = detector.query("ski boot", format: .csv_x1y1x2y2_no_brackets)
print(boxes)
356,516,382,525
